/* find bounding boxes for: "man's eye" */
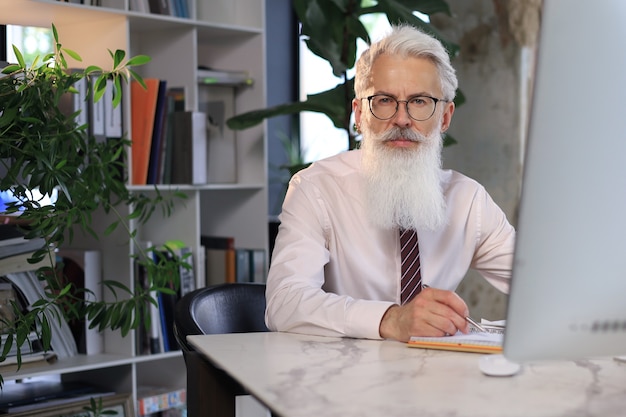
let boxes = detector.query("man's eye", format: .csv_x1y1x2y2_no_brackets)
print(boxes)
377,96,395,105
409,97,427,106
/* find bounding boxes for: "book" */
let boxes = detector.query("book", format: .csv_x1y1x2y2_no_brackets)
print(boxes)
89,75,106,143
56,248,104,355
201,236,236,285
194,243,206,289
130,0,150,13
4,271,78,359
0,250,49,275
176,0,189,18
58,70,89,132
137,386,186,416
104,78,123,139
135,241,163,355
155,255,179,352
0,328,44,358
249,248,267,284
0,281,17,331
163,240,196,297
0,380,112,414
0,352,57,374
160,87,185,184
170,111,207,185
231,248,267,284
135,256,162,355
0,238,47,260
148,0,171,14
154,245,190,352
131,78,161,185
157,289,177,352
168,0,180,17
147,79,168,184
134,258,151,356
5,390,117,416
407,330,503,354
235,248,251,283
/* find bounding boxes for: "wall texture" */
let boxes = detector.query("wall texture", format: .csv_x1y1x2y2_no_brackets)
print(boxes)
433,0,540,320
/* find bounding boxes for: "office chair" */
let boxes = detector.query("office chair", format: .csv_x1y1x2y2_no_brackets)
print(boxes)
173,283,269,417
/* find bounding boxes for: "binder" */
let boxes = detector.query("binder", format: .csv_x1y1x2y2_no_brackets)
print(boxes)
104,78,123,139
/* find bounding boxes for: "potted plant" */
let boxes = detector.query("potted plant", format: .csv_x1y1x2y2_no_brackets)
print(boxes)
0,24,186,390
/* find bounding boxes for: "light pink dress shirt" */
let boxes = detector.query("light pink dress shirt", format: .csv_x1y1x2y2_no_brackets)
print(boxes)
266,149,515,339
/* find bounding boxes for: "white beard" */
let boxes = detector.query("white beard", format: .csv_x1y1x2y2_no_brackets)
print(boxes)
361,125,447,232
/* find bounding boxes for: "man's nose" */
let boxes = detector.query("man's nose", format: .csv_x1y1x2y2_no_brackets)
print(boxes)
393,101,412,127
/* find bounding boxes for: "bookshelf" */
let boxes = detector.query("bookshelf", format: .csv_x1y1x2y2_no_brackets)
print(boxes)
0,0,267,414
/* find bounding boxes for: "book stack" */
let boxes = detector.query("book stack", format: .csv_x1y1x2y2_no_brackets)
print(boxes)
0,224,78,361
137,386,186,416
131,79,208,186
201,235,267,286
0,225,60,367
1,270,78,360
57,69,123,142
0,282,57,372
130,69,252,186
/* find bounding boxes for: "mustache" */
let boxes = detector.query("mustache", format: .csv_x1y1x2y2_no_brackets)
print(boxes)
380,127,425,143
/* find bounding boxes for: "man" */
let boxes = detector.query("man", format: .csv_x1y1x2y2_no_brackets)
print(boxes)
265,24,515,343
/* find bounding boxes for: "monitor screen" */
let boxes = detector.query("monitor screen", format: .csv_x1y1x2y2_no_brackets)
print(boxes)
503,0,626,362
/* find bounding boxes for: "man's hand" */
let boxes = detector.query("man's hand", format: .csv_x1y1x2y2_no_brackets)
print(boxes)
379,287,470,342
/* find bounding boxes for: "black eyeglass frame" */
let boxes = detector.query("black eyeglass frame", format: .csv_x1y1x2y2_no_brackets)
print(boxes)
363,94,449,122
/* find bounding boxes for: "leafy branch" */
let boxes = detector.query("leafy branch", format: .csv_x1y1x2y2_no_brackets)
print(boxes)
0,24,186,388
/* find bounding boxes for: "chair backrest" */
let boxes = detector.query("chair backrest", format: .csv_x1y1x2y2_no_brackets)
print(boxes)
174,283,268,352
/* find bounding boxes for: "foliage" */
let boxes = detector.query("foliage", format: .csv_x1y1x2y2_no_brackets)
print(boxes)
227,0,464,151
0,24,186,386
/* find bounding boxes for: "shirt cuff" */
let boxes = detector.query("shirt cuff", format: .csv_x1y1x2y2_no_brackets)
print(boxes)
345,299,397,340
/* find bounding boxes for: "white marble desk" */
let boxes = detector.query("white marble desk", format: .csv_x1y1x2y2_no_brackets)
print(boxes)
187,332,626,417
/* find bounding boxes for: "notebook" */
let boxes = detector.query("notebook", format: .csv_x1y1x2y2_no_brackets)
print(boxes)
407,329,503,354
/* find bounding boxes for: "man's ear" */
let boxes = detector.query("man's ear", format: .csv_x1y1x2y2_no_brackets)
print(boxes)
353,98,362,127
440,101,455,133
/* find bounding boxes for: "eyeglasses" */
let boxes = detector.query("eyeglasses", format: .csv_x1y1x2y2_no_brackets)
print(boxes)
363,94,448,121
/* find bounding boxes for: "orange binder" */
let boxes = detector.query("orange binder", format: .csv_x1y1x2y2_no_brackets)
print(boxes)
131,78,160,185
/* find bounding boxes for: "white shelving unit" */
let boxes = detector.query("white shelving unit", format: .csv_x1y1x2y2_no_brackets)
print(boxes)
0,0,267,413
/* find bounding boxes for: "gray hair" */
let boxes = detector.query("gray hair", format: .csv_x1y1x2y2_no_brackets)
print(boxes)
354,25,458,101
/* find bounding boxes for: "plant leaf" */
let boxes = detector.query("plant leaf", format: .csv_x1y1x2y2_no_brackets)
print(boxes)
126,54,152,66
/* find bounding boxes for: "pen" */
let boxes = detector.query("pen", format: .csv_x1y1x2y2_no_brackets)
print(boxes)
422,284,488,332
465,315,488,332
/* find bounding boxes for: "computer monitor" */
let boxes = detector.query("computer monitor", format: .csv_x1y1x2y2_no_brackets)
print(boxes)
503,0,626,362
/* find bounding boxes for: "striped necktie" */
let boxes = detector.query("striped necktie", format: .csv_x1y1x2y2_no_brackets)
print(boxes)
400,228,422,304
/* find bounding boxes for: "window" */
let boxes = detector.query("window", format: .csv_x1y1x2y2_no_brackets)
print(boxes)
297,15,391,162
298,13,430,163
3,25,52,66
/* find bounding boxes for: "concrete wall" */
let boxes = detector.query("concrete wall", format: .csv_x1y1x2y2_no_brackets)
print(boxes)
433,0,541,320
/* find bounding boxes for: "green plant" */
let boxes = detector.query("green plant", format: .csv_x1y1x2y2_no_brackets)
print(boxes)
0,24,186,387
227,0,464,152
